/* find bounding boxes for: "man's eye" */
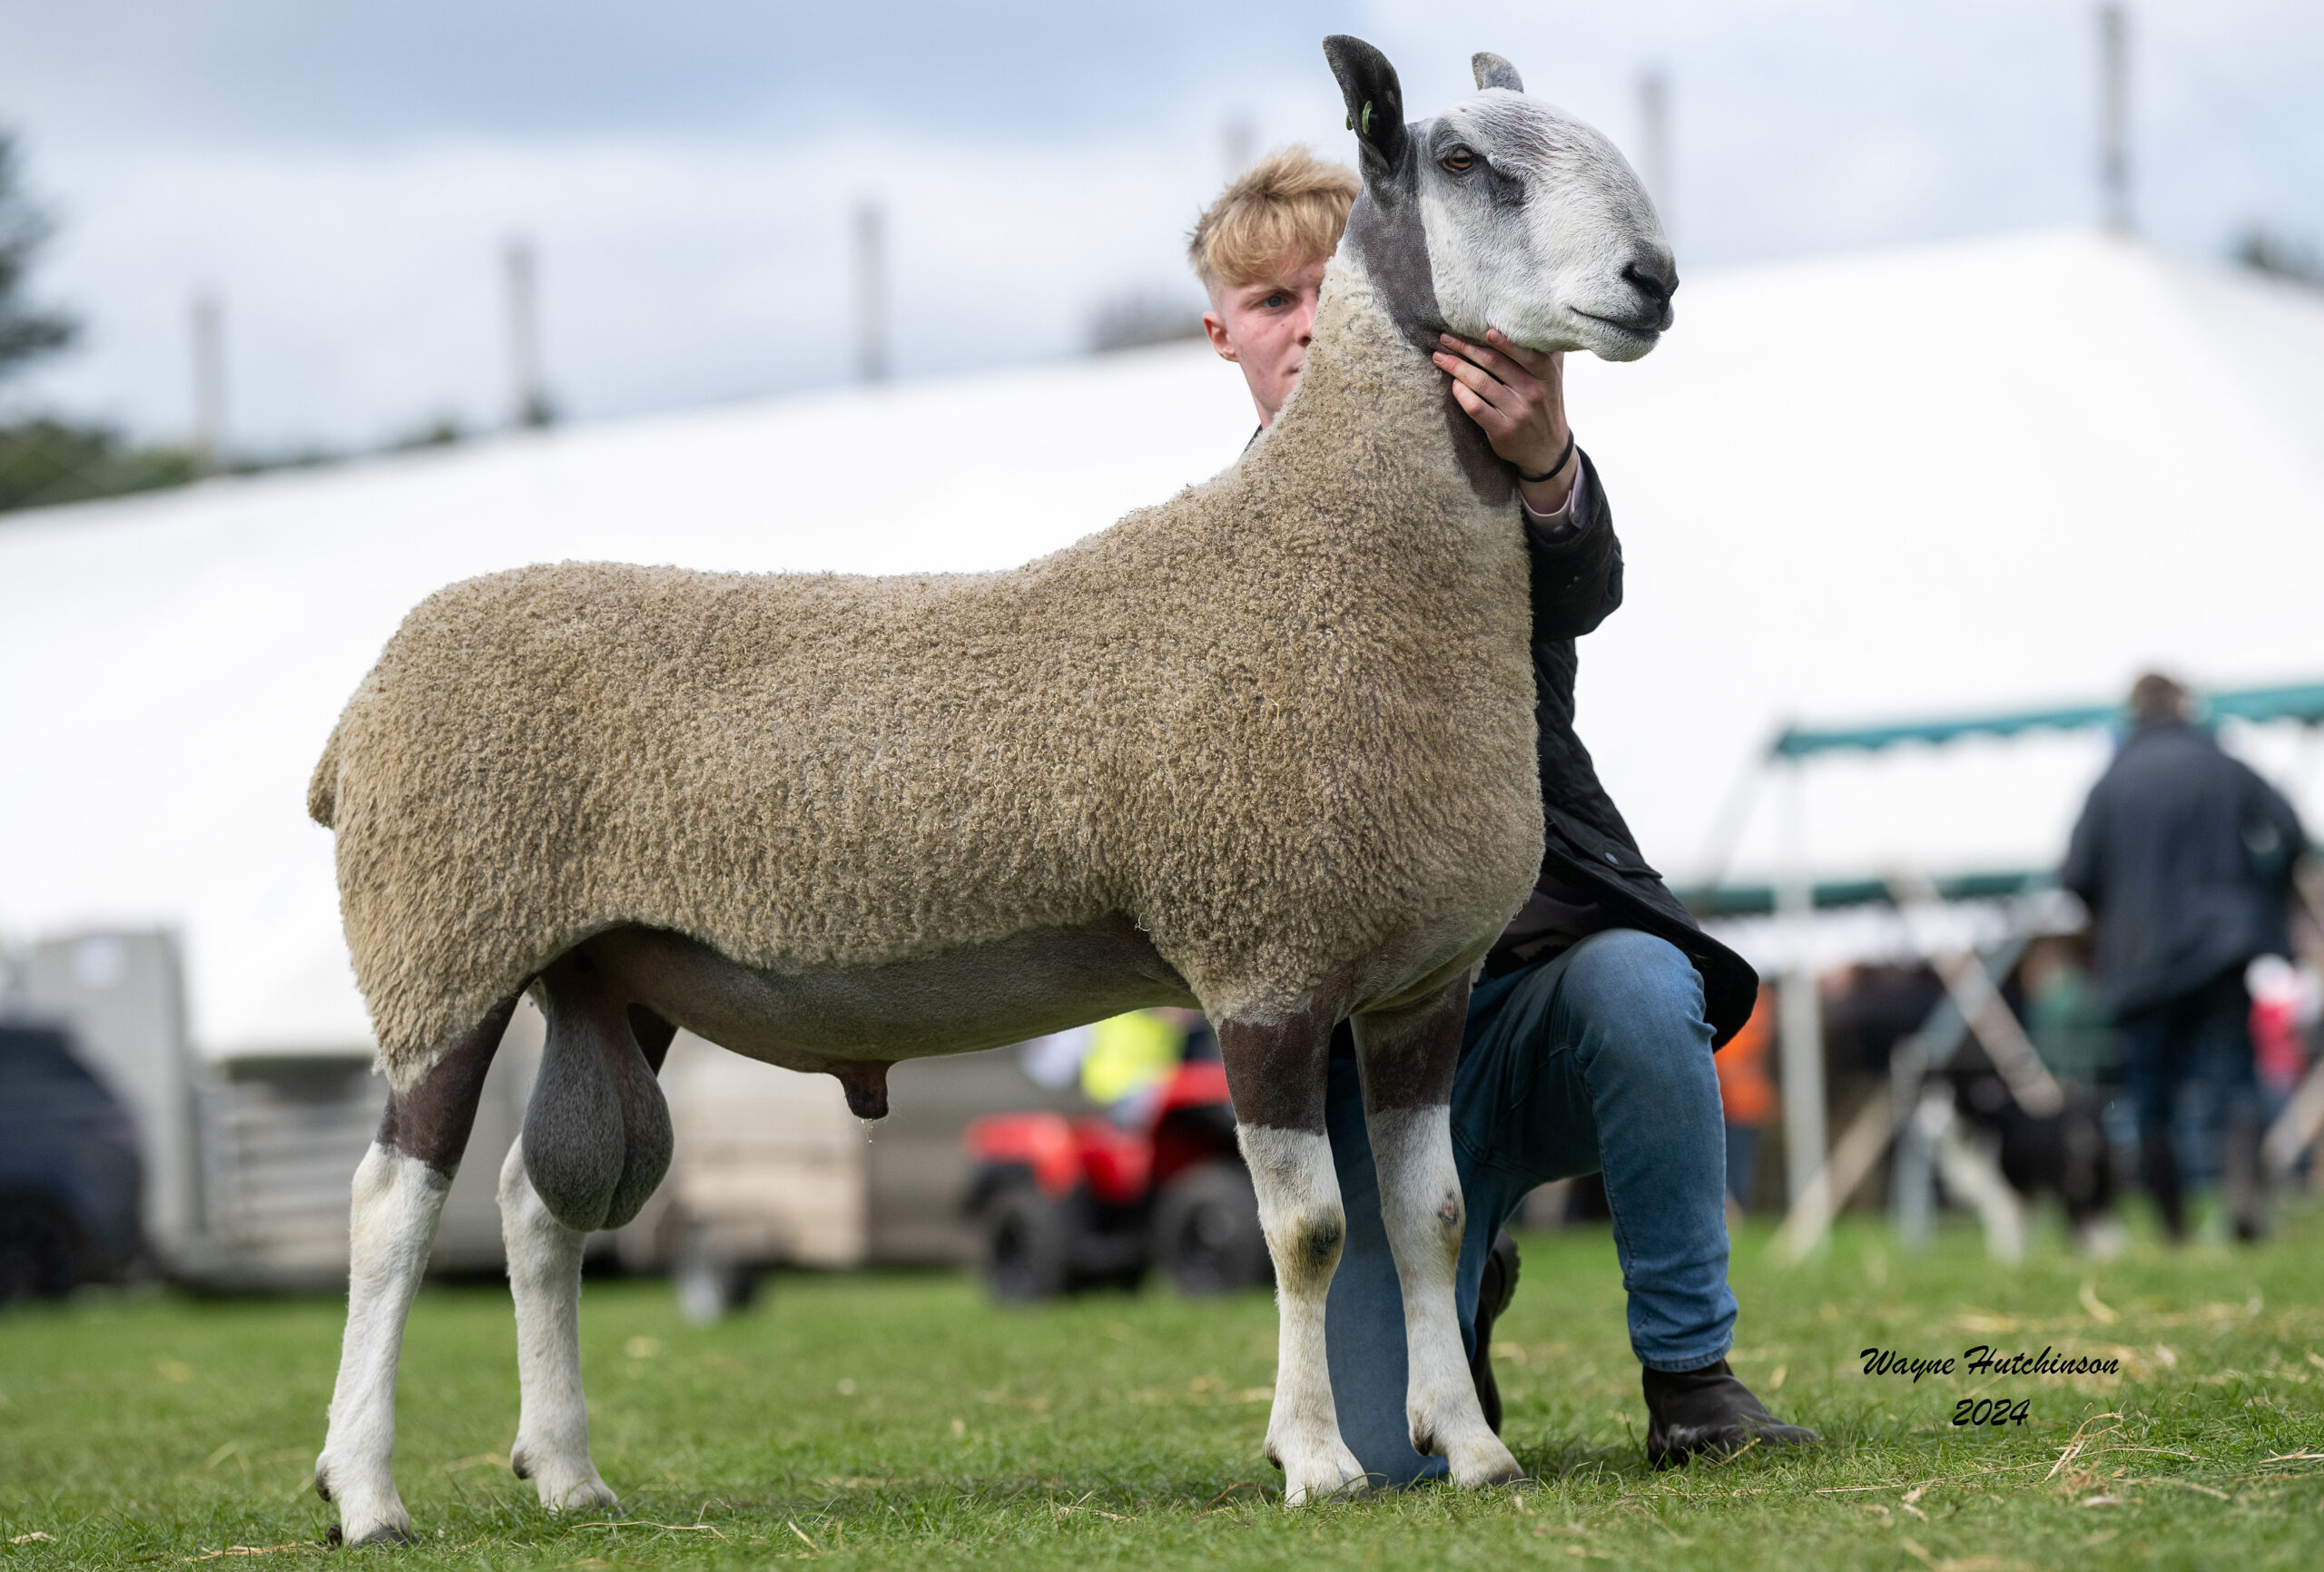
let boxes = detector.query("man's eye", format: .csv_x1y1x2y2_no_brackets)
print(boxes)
1264,294,1288,309
1441,148,1475,173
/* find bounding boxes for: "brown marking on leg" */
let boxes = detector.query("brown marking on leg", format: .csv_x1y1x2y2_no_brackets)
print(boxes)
378,995,519,1174
1216,977,1353,1135
828,1059,892,1120
1350,970,1470,1114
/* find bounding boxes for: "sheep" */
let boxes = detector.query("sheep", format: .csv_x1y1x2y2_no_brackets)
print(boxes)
309,35,1676,1542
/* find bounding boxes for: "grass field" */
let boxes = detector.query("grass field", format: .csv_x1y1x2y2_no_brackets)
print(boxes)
5,1208,2322,1570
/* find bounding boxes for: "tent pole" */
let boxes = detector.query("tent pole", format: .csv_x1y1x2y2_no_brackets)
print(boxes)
1892,1047,1938,1252
854,199,890,386
191,292,225,477
1776,756,1827,1242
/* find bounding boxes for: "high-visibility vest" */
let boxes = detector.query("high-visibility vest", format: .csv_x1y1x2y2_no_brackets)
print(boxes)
1081,1010,1183,1105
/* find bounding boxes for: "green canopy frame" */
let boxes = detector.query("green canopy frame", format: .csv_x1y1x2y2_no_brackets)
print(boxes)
1770,680,2324,760
1684,680,2324,917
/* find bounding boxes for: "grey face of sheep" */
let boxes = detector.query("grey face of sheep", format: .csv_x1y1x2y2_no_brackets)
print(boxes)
1324,36,1676,362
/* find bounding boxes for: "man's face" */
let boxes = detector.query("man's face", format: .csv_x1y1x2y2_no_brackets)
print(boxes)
1202,251,1329,428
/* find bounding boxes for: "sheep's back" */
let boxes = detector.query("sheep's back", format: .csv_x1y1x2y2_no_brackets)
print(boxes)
324,556,1132,1078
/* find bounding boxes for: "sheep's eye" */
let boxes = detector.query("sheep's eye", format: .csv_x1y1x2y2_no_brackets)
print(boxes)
1441,148,1475,173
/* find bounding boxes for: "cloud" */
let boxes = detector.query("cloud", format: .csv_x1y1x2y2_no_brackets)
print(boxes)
12,124,1316,446
3,0,2319,447
0,0,1345,145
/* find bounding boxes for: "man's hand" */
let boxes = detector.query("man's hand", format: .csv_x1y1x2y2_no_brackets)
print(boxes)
1433,329,1574,514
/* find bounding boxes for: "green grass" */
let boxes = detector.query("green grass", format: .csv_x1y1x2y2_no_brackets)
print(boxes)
5,1209,2324,1569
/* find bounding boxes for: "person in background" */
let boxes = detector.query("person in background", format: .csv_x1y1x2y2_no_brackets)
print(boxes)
2018,935,2120,1089
1081,1008,1212,1125
2243,954,2318,1104
2063,672,2307,1241
1713,987,1777,1213
1022,1008,1213,1125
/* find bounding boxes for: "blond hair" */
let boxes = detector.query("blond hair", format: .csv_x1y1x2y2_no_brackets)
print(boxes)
1187,146,1360,290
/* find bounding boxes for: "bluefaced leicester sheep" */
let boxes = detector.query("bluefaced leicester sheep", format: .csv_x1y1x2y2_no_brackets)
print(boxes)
310,35,1677,1542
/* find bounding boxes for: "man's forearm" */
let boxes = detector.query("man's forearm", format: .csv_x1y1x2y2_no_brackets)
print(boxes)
1524,455,1622,639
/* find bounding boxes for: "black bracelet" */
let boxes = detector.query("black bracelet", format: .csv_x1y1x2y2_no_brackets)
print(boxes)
1517,431,1576,485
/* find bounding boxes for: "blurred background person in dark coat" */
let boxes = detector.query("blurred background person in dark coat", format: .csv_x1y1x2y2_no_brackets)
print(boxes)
2063,672,2307,1242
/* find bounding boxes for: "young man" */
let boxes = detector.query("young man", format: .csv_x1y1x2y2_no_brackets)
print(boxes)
1191,148,1817,1480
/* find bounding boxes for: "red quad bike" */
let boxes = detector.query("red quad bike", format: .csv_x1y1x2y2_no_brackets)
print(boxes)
962,1061,1274,1301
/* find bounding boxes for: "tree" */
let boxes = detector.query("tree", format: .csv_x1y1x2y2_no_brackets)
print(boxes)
0,131,200,514
1085,289,1206,355
0,417,195,512
2234,225,2324,291
0,129,79,386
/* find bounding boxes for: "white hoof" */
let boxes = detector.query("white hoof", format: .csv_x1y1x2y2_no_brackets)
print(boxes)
317,1453,415,1547
1442,1427,1522,1488
512,1439,617,1513
1271,1438,1370,1506
540,1472,618,1512
313,1449,413,1541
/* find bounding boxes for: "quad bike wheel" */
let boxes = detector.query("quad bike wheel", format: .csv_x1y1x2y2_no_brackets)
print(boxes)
979,1184,1074,1302
1151,1161,1271,1296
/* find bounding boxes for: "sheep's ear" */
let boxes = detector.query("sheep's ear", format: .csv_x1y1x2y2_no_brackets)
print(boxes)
1472,53,1523,93
1323,34,1408,178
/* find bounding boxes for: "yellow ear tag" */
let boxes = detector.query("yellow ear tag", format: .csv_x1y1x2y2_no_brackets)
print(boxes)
1361,102,1375,136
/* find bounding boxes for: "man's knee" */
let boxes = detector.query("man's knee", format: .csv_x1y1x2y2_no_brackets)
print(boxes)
1562,930,1707,1035
1550,931,1715,1095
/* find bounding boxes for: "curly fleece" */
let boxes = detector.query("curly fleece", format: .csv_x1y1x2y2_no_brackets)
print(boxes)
310,256,1544,1093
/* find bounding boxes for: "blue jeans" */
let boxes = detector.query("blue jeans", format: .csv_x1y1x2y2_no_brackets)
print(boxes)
1322,928,1737,1483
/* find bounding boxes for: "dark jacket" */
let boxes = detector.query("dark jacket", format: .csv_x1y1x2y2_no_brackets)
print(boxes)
2062,719,2303,1020
1481,451,1760,1047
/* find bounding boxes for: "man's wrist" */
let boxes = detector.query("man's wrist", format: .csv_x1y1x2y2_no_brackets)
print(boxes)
1518,451,1578,516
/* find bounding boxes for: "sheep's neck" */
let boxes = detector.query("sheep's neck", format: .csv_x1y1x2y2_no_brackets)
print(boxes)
1255,251,1518,523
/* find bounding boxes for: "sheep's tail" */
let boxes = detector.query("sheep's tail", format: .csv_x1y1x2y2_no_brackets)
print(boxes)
307,722,344,828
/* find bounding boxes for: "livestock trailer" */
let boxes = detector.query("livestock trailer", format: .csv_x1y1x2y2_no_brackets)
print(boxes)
5,928,1086,1294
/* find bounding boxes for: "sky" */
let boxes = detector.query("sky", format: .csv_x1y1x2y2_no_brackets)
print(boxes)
0,0,2319,452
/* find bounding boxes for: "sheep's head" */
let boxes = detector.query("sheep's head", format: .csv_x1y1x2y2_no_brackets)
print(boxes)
1325,35,1675,362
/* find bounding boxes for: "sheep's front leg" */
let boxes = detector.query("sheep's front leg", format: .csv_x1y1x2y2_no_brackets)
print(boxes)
1220,1000,1367,1505
497,1138,616,1512
316,1002,512,1546
1352,976,1521,1488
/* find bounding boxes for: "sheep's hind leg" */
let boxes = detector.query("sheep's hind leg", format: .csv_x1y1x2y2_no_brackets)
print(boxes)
1219,997,1368,1506
1352,976,1521,1488
498,1139,614,1511
316,998,517,1547
500,1002,675,1514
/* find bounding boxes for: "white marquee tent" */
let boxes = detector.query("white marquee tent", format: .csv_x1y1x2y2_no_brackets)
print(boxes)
5,227,2321,1060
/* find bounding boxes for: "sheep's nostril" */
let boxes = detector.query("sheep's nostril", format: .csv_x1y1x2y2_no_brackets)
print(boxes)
1622,260,1675,306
